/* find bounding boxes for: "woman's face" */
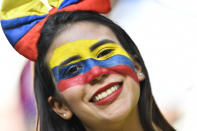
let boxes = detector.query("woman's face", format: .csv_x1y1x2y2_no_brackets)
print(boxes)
46,22,141,130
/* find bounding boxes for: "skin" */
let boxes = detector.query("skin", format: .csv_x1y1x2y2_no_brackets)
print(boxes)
46,22,145,131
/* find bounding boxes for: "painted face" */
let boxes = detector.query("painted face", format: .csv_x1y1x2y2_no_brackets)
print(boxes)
47,22,141,130
49,39,139,92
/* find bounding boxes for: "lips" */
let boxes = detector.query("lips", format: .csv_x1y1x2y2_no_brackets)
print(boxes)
90,82,123,105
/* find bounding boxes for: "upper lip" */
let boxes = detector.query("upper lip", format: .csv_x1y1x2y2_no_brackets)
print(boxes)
90,81,121,102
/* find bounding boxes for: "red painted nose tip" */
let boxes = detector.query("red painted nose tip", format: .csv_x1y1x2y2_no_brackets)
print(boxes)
87,66,109,83
101,68,109,74
90,66,102,75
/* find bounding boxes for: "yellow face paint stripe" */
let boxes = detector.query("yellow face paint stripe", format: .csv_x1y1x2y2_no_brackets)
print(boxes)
49,40,132,69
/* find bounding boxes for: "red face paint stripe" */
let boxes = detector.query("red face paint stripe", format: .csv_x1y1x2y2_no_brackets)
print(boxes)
57,70,116,91
57,65,138,92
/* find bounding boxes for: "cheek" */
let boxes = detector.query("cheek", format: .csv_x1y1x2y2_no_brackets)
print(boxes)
60,86,93,119
125,76,140,105
60,86,85,105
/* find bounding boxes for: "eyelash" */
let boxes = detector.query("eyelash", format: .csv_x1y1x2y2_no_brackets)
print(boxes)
62,64,83,77
97,48,114,58
60,48,114,77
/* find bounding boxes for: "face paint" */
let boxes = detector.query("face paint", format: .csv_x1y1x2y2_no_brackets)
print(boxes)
49,40,138,91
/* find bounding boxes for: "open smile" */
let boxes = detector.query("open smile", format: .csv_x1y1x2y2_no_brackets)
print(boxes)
90,82,123,105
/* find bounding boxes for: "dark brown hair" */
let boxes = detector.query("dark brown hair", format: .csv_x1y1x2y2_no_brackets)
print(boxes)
34,11,175,131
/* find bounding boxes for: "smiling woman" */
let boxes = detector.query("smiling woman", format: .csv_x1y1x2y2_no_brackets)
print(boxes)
34,11,175,131
0,0,176,130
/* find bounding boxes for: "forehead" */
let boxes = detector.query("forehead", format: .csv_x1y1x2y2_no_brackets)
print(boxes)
49,40,122,68
46,21,120,61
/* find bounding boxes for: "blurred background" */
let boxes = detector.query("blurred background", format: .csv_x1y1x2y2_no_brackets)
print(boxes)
0,0,197,130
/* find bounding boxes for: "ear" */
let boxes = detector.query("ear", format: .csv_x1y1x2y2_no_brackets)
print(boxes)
48,96,73,120
133,61,145,82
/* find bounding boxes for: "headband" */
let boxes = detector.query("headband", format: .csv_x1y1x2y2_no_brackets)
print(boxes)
0,0,111,61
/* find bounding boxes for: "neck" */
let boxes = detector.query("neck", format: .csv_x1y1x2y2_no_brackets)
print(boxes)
122,107,143,131
86,107,144,131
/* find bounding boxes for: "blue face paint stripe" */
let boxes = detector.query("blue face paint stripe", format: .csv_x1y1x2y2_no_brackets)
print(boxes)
52,54,135,82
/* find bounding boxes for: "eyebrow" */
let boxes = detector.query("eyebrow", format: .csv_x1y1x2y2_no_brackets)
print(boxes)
90,39,115,51
59,55,81,68
58,39,115,68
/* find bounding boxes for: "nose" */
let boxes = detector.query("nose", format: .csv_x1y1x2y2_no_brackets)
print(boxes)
86,66,109,84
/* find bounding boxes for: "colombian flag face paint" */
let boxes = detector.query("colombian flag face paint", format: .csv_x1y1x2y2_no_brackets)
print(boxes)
49,40,138,92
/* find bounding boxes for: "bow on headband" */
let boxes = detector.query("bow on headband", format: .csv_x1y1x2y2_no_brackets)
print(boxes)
0,0,111,61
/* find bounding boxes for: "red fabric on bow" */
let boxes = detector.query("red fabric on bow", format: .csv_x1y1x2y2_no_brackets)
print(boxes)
0,0,111,61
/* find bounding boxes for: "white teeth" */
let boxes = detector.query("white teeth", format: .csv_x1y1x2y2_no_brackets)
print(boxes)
102,92,107,98
106,89,112,95
92,84,121,102
95,96,99,101
111,87,115,92
98,94,102,99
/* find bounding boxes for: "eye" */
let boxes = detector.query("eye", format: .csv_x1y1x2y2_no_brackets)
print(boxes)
63,64,83,77
97,49,114,58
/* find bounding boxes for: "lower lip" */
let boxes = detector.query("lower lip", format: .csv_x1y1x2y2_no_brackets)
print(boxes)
93,84,123,105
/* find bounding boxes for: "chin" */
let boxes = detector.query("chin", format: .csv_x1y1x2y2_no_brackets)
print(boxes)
98,79,140,123
116,78,139,119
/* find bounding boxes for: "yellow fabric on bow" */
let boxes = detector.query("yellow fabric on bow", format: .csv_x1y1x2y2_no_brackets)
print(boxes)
0,0,111,61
